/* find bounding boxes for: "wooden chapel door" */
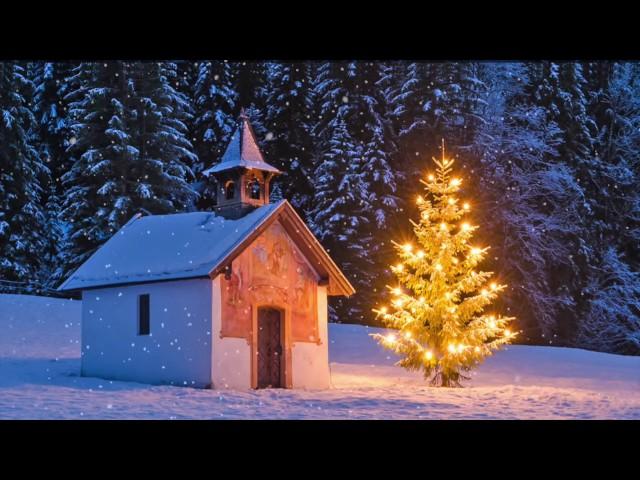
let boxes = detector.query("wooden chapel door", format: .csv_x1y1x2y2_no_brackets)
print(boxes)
257,307,283,388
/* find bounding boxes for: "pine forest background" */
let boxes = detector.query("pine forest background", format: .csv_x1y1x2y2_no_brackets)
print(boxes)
1,60,639,355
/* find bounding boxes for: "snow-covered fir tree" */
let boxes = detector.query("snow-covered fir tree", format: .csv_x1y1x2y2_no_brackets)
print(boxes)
577,62,640,354
59,62,196,280
175,60,199,109
387,62,488,274
171,60,199,170
473,62,585,342
390,62,487,163
578,246,640,354
309,118,372,321
497,62,592,341
30,62,74,196
344,61,399,230
311,61,399,322
373,149,516,386
230,61,266,111
597,63,640,268
581,62,640,263
0,62,50,291
60,61,136,278
192,60,238,210
126,61,197,208
192,60,237,174
257,62,316,215
29,61,75,287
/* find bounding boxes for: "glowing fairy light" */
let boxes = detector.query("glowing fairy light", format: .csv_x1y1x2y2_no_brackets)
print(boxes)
373,139,516,386
393,298,405,307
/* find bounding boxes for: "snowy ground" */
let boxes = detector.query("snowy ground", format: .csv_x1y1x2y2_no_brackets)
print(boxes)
1,294,639,419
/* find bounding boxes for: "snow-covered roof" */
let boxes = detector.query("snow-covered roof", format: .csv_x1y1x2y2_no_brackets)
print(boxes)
58,202,282,292
202,113,281,176
58,201,355,297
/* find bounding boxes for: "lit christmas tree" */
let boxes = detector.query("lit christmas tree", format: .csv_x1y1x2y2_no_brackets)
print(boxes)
373,141,516,387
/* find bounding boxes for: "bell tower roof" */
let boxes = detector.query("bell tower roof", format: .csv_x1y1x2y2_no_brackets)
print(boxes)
202,109,281,219
203,109,281,176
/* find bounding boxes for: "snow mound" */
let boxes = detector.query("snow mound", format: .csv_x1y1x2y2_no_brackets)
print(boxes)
1,294,639,419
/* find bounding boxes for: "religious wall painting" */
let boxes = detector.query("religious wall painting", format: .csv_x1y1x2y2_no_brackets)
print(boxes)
220,221,319,343
290,245,319,342
220,247,252,339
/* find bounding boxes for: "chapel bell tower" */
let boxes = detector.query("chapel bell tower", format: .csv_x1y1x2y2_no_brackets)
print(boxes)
203,109,281,219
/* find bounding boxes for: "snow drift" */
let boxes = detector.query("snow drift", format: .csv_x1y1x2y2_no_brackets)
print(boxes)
0,294,639,419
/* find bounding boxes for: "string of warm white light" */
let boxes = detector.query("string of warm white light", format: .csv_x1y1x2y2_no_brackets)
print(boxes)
371,141,516,387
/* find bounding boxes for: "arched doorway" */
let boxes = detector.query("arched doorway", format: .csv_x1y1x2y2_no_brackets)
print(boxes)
256,307,284,388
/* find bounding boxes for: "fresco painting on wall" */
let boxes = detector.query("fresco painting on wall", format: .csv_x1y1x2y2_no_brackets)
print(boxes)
221,221,319,342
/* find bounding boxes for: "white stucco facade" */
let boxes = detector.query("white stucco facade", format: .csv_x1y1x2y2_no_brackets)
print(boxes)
211,276,252,389
290,285,330,389
81,278,213,388
80,276,330,390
